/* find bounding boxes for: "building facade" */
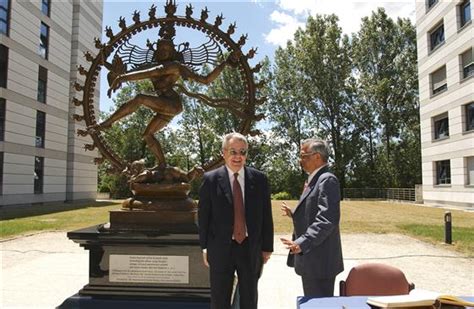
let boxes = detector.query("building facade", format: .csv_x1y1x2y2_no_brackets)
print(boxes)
416,0,473,208
0,0,102,206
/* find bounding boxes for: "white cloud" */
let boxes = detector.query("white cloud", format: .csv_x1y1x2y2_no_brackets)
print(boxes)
264,0,416,46
264,11,305,46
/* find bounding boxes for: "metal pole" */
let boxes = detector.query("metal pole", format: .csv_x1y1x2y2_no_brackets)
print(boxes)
444,211,452,244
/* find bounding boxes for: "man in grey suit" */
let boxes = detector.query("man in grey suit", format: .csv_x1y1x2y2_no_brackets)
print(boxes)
198,133,274,309
280,138,343,297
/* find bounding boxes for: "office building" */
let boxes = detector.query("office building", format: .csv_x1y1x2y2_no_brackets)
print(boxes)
416,0,473,207
0,0,103,206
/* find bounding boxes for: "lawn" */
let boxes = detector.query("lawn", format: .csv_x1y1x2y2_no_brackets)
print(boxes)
1,200,473,256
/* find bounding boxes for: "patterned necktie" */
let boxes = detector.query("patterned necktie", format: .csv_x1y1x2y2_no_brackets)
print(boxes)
302,180,309,194
232,173,246,244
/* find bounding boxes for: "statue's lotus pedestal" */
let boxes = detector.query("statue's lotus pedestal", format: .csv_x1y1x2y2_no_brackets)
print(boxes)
58,183,210,308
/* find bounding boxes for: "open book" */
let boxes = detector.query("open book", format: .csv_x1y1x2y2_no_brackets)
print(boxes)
367,289,474,308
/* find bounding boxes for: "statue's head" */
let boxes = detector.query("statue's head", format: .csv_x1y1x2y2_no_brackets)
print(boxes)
154,39,178,62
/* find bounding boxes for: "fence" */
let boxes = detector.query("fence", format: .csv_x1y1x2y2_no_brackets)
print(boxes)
343,187,421,202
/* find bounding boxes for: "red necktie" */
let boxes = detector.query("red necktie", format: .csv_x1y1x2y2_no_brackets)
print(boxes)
233,173,246,244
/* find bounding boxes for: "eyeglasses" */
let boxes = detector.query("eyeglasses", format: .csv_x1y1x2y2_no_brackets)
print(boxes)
227,149,248,156
300,152,317,159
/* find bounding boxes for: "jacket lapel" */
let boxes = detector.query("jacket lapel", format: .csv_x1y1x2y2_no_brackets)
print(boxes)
244,166,256,211
293,166,329,214
217,166,233,205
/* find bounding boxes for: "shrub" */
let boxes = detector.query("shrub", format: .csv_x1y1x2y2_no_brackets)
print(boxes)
272,191,292,200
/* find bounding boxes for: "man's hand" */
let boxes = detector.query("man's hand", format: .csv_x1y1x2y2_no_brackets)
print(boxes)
280,237,301,254
202,251,209,267
262,251,272,264
280,202,292,218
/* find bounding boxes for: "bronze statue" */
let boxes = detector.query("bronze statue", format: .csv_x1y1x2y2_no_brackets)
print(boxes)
72,1,266,228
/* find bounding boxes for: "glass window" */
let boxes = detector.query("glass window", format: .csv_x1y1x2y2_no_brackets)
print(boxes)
37,66,47,103
431,66,447,95
433,115,449,139
429,23,444,51
0,44,7,88
427,0,438,9
460,0,471,27
41,0,50,17
34,156,44,194
39,22,49,59
0,0,9,35
0,98,4,141
35,111,45,148
467,157,474,185
466,102,474,131
0,152,3,195
461,48,473,79
436,160,451,185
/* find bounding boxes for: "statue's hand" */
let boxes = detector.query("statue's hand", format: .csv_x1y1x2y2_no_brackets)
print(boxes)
226,51,240,68
107,75,123,98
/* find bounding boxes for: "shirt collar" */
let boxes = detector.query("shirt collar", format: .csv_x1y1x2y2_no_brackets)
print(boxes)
226,166,244,178
307,163,327,185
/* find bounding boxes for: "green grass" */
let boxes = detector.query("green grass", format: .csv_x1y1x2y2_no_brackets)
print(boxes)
0,203,120,238
1,200,473,256
272,200,474,256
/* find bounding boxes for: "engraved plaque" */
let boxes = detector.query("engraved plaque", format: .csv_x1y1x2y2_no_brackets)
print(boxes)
109,255,189,284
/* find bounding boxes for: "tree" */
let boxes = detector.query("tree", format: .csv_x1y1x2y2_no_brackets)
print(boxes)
352,8,419,187
294,14,356,191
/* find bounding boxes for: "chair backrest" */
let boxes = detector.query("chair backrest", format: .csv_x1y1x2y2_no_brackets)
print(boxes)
339,263,415,296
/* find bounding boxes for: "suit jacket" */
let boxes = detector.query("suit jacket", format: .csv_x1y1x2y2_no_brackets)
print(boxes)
198,165,274,273
288,165,344,279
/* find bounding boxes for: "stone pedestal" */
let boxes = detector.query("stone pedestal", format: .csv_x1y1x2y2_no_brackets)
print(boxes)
66,225,210,301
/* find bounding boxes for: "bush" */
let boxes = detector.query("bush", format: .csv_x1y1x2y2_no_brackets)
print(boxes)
272,191,292,200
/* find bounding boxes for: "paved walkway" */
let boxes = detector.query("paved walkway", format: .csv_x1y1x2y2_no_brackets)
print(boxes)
1,232,473,308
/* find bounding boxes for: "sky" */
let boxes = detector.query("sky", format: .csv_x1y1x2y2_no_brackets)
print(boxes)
99,0,416,112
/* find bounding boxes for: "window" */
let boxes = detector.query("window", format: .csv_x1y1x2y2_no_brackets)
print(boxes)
0,152,3,195
41,0,50,17
436,160,451,185
427,0,438,9
0,0,10,35
34,156,44,194
461,48,473,79
39,22,49,59
0,98,4,141
37,66,47,103
467,157,474,185
0,44,7,88
431,66,447,95
35,111,45,148
433,114,449,139
460,0,471,28
429,23,444,51
466,102,474,131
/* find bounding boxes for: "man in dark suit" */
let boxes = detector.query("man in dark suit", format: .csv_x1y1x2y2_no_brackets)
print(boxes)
280,138,343,297
198,132,274,309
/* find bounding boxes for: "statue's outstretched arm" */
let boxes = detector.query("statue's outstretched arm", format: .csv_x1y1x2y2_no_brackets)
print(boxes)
181,52,239,84
174,84,263,121
107,65,166,97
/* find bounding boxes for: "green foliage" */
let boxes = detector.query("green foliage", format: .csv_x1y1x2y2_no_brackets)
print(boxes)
271,191,292,200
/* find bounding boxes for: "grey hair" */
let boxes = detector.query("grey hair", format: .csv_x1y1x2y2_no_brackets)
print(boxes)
302,138,330,162
222,132,248,150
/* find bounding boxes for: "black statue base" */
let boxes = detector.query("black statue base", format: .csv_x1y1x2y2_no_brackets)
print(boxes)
63,224,210,306
57,293,210,308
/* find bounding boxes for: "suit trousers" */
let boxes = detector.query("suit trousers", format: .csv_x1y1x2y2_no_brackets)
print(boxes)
301,276,336,297
210,239,259,309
